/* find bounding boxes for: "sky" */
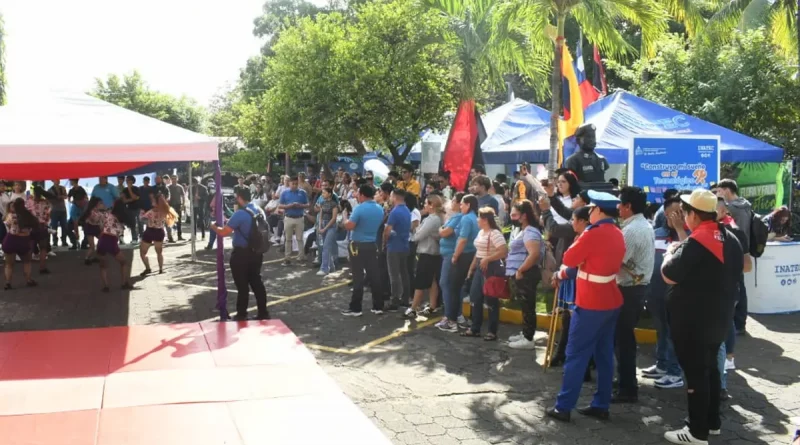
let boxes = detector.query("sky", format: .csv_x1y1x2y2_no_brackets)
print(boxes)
0,0,324,106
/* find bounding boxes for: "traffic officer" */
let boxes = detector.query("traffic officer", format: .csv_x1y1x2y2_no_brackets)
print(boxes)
546,190,626,422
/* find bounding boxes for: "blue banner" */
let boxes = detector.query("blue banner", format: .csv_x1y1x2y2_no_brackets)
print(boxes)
630,136,720,204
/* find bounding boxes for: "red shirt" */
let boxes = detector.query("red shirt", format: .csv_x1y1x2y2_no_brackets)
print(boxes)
562,219,626,310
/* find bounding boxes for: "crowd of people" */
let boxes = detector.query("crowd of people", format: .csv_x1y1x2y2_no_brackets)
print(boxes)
2,164,795,444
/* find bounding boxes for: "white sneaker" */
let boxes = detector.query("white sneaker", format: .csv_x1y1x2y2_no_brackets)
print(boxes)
48,251,56,257
508,332,525,343
641,365,667,379
508,337,536,350
654,375,685,389
664,426,708,444
724,358,735,370
32,254,40,261
316,271,327,276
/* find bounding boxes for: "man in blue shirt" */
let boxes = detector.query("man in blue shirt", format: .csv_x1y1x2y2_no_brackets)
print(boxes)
342,184,386,317
210,188,269,321
384,189,411,309
91,176,120,209
279,176,309,266
471,176,499,214
67,197,87,251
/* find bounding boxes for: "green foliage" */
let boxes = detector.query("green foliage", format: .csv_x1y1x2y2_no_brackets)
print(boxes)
617,30,800,158
91,72,206,133
707,0,797,60
235,0,459,165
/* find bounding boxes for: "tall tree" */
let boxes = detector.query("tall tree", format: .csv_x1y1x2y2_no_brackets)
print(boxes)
91,72,206,133
510,0,668,175
619,30,800,157
0,13,6,106
706,0,797,60
238,0,458,165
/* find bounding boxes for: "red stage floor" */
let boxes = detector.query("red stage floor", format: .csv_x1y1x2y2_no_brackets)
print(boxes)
0,320,391,445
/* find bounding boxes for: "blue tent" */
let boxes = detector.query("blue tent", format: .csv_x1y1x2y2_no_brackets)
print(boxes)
408,99,549,162
482,91,784,164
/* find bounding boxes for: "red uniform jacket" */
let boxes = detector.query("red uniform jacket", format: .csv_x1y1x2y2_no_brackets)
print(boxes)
562,219,626,311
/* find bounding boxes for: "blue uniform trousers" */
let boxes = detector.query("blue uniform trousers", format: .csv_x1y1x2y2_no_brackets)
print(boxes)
555,306,620,412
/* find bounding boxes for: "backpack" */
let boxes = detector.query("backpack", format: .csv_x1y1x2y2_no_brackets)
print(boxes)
244,207,271,254
539,241,559,291
748,210,768,258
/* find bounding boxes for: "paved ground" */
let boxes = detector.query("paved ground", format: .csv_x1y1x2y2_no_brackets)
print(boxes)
1,239,798,444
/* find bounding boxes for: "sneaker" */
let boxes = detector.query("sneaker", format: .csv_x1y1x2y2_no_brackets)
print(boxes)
719,389,730,402
641,365,667,379
341,309,362,317
664,427,709,444
508,332,525,343
434,319,449,329
654,375,685,389
47,251,56,257
316,271,327,276
682,417,721,436
282,260,292,266
402,308,417,319
384,304,399,313
724,358,735,370
457,315,471,328
370,308,384,315
508,337,536,350
436,320,458,333
32,254,40,261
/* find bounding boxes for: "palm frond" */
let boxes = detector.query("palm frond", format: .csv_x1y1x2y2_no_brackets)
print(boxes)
660,0,706,35
607,0,670,57
572,0,636,59
768,3,797,59
706,0,750,38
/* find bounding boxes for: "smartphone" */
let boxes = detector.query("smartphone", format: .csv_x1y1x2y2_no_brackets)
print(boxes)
540,179,550,187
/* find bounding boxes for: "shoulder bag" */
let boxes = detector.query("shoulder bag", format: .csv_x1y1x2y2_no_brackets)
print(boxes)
482,231,510,299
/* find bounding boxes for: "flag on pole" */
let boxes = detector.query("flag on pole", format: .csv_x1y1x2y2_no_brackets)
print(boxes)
558,43,584,167
575,33,600,109
592,45,608,96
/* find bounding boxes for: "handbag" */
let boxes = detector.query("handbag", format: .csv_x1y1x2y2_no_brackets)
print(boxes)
482,231,510,299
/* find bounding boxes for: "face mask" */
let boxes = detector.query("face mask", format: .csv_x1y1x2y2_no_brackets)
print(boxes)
510,219,521,227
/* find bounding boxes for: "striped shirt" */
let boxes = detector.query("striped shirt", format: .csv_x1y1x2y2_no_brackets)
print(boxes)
618,214,655,287
473,229,506,259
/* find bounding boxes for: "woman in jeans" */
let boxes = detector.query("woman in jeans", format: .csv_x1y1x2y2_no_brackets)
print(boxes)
405,194,444,318
435,193,465,332
317,187,339,276
505,200,543,350
461,206,507,341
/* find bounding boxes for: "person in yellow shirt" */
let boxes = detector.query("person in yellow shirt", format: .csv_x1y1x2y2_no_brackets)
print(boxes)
396,165,421,198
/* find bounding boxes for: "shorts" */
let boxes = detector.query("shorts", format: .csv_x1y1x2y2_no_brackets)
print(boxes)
2,234,31,256
97,234,120,257
141,227,165,244
31,224,48,242
414,254,442,290
84,224,101,237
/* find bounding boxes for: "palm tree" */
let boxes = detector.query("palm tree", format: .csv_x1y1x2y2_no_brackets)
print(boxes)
508,0,668,175
707,0,797,59
0,13,6,106
422,0,551,103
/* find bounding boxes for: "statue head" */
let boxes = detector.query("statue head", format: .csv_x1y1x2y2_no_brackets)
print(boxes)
575,123,597,152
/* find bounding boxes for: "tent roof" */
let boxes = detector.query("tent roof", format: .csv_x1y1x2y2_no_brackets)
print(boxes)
0,91,218,180
483,91,784,164
407,98,546,162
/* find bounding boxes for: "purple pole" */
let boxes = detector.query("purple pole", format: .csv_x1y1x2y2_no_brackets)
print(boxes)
214,161,229,320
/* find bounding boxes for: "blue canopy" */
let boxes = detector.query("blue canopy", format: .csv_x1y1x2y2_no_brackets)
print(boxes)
481,91,784,164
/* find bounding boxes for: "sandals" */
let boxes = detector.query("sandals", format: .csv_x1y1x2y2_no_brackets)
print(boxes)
139,269,152,277
121,283,134,290
26,280,37,287
39,268,50,275
459,331,497,342
4,283,11,290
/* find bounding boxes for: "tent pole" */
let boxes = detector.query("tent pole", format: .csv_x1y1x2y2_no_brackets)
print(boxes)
189,162,196,262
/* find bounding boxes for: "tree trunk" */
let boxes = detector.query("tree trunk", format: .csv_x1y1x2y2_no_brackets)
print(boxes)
548,13,567,179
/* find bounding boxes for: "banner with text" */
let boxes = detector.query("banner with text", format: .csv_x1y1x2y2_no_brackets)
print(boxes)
629,136,721,204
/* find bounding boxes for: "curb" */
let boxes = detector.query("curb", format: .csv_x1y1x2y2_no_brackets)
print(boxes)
462,302,657,344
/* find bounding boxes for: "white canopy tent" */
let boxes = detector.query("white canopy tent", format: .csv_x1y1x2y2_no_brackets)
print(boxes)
0,90,220,267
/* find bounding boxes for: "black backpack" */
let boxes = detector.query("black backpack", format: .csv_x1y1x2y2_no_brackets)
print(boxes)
244,207,271,254
749,210,768,258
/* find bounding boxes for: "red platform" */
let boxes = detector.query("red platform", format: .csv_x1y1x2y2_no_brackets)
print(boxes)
0,320,390,445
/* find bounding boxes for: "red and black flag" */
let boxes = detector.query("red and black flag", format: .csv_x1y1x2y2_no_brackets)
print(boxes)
442,100,486,192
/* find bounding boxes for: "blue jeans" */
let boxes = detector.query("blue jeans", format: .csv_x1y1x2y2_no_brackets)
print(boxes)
556,307,620,412
648,288,683,376
440,255,454,319
320,228,337,273
468,267,500,335
207,229,217,248
717,341,728,390
50,210,68,245
725,319,736,355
